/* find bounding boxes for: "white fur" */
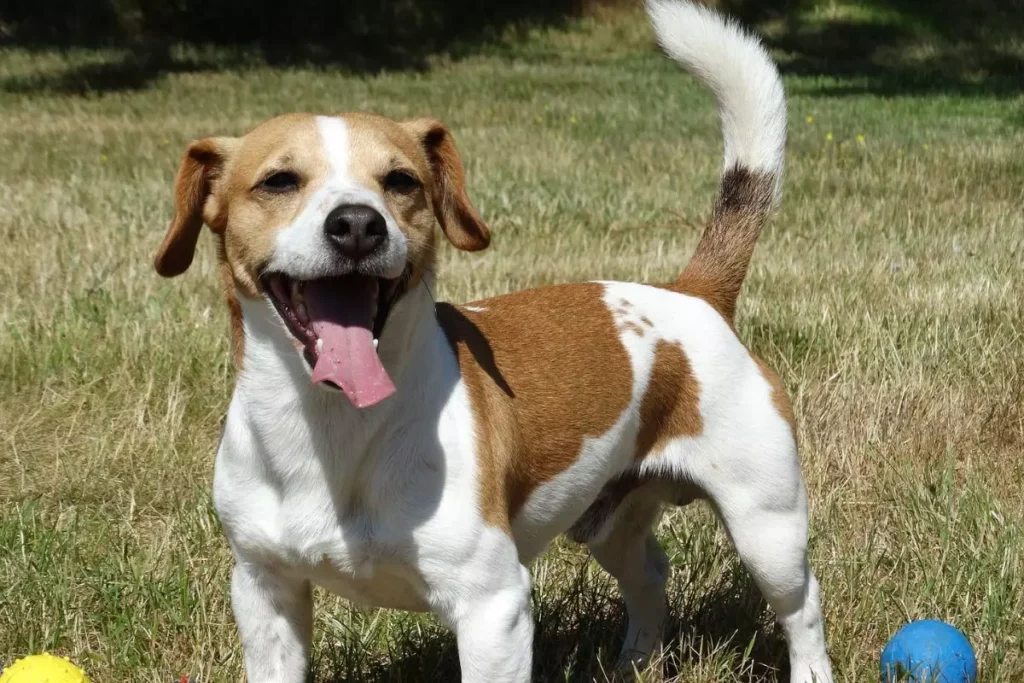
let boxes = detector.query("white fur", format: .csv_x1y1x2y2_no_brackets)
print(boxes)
647,0,786,195
210,3,832,682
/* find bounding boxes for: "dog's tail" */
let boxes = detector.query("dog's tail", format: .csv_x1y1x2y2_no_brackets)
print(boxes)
647,0,786,323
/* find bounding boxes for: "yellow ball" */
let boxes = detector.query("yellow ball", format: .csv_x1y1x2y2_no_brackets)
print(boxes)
0,653,90,683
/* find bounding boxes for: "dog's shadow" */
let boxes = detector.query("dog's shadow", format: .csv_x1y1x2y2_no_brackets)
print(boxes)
312,549,789,682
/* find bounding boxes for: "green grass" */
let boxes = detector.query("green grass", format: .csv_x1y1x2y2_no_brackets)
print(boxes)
2,4,1023,681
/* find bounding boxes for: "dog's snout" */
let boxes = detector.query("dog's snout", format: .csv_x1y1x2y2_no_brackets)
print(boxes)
324,204,388,260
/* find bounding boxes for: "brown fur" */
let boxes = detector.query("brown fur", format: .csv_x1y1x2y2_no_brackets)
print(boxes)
155,136,238,278
635,340,703,460
401,118,490,252
437,284,635,530
674,167,776,323
438,284,707,530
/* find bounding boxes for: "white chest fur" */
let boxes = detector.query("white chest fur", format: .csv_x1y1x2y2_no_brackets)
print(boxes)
213,288,483,613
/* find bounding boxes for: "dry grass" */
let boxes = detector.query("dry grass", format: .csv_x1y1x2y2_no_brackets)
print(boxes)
1,6,1023,682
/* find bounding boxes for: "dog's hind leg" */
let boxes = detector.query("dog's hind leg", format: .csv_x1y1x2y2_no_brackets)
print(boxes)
587,487,670,679
687,426,835,683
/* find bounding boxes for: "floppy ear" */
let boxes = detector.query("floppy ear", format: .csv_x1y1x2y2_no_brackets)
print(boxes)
154,137,237,277
402,118,490,252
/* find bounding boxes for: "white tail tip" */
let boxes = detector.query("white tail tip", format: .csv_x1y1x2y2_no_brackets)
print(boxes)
646,0,786,189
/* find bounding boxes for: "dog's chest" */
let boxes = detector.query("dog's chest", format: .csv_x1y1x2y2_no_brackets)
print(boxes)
215,390,458,613
225,474,434,612
283,495,432,611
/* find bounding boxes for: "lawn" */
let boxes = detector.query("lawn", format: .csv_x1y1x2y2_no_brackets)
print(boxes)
1,3,1022,681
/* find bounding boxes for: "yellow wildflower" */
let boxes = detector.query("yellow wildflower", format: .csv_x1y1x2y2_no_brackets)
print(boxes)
805,115,814,124
825,132,833,142
856,134,866,145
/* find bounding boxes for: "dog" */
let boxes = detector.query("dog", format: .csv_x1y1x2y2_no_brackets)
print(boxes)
154,1,835,681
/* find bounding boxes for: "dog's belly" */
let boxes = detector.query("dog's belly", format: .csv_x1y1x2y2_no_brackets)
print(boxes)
309,559,431,612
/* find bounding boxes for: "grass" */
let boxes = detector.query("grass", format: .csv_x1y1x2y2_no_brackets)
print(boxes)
1,3,1023,681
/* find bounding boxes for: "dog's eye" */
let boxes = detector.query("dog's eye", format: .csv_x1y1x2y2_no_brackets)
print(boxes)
258,171,300,194
384,170,420,193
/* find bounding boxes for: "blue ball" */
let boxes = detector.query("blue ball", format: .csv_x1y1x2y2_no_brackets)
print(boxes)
880,620,977,682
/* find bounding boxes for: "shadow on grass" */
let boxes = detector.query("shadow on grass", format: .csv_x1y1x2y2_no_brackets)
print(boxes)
722,0,1024,97
0,0,588,95
311,556,786,682
0,45,214,96
4,0,1022,98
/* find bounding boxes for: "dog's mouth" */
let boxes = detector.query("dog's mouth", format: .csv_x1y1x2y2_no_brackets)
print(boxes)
261,271,409,408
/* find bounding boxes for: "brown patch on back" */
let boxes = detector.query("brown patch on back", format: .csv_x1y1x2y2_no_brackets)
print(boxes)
437,283,633,530
674,167,776,324
635,340,703,460
753,356,796,434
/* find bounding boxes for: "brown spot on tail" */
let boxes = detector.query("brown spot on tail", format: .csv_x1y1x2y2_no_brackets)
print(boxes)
675,166,776,323
437,283,633,531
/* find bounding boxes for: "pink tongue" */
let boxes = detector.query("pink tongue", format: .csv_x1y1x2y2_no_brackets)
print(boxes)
305,277,395,408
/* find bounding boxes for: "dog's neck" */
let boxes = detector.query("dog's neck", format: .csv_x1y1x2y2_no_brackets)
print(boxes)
226,275,463,523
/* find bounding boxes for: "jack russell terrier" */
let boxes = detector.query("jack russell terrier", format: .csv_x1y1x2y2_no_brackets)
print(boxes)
154,1,835,681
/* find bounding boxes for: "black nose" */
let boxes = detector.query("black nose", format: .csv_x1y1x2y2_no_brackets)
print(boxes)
323,204,388,260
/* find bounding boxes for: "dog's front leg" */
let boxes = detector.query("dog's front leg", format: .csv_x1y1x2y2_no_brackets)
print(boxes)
451,563,534,683
231,561,313,683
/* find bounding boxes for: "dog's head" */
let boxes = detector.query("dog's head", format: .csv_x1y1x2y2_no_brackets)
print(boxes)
155,112,489,407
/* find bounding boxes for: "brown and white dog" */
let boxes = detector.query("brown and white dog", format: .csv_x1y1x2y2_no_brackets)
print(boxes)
155,1,834,681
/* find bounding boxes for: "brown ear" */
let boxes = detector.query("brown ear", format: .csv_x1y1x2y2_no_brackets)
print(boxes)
154,137,237,277
403,119,490,251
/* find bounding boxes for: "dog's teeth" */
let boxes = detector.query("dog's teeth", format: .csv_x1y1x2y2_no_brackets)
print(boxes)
316,339,324,353
373,338,379,349
295,302,308,324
